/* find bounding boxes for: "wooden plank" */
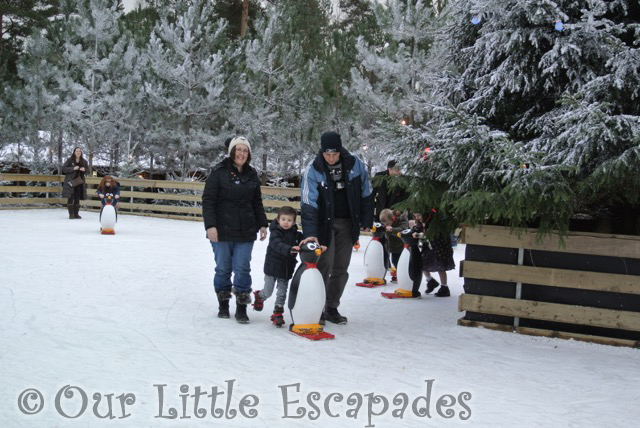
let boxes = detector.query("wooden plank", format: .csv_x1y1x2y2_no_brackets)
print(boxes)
464,225,640,259
458,294,640,332
457,318,515,332
0,197,65,205
1,174,301,197
79,200,201,214
463,260,640,295
122,211,202,222
0,173,62,182
262,200,301,209
80,206,203,222
0,206,58,211
86,177,206,190
117,190,201,202
457,318,640,348
0,186,62,193
261,187,299,197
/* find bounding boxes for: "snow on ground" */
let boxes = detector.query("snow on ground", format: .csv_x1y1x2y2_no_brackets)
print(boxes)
0,209,638,427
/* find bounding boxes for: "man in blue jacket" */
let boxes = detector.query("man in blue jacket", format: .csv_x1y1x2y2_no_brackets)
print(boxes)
301,131,374,324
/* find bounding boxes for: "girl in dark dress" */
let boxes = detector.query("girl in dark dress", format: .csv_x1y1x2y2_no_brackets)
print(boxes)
413,211,455,297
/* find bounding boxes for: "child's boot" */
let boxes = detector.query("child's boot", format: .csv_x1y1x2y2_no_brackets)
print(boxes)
425,278,440,294
435,285,450,297
252,290,264,311
270,306,285,327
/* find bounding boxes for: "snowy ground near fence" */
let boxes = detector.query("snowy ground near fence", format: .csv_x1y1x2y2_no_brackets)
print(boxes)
0,209,638,428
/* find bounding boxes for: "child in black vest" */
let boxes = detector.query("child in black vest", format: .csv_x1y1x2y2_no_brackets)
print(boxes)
252,206,303,326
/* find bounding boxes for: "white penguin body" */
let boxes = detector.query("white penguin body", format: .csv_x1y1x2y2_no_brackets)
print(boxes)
364,239,386,280
288,242,328,335
100,203,117,234
290,268,325,326
396,246,412,292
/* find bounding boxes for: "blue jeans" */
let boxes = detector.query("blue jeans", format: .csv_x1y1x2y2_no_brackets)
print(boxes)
210,241,254,293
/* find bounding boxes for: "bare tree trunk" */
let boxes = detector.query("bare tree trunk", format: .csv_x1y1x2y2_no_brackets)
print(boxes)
182,114,192,179
261,132,268,185
109,146,114,175
240,0,249,37
57,131,63,174
0,12,4,55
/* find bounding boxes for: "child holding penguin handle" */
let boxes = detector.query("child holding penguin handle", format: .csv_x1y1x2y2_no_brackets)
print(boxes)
379,208,409,282
96,175,120,208
253,206,303,327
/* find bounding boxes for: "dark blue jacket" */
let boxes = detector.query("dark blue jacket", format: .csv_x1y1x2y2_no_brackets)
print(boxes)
202,158,268,242
263,219,303,280
300,148,374,246
97,185,120,206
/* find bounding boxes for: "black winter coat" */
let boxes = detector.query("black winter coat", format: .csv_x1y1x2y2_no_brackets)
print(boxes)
61,156,88,199
202,158,268,242
263,219,303,280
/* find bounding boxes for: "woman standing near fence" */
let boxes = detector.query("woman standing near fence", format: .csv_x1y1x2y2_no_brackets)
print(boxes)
202,136,268,323
61,147,88,219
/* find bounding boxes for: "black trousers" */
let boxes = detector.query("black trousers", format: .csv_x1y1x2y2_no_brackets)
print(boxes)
67,184,83,205
317,218,353,309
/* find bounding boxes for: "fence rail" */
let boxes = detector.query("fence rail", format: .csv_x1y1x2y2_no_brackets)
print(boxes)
458,224,640,348
0,173,300,222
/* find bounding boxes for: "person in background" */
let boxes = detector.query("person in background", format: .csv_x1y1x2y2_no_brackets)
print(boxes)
202,136,268,324
61,147,88,219
373,160,407,222
301,131,374,324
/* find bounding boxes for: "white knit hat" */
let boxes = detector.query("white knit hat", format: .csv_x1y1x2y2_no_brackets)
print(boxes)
228,136,251,156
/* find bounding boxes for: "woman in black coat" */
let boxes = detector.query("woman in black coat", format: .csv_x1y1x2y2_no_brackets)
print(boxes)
61,147,88,219
202,136,268,323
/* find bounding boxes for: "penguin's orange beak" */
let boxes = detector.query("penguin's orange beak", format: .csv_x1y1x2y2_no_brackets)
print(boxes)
372,226,377,232
315,249,322,256
397,232,401,238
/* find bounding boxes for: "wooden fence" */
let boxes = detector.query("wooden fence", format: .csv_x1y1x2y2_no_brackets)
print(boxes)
0,173,300,221
458,225,640,348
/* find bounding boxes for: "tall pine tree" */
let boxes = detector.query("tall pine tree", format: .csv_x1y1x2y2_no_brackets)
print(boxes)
407,0,640,235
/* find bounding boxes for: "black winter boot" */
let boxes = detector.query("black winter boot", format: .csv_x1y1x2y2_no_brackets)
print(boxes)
67,203,74,219
73,203,82,219
235,304,249,323
234,290,252,305
323,307,348,325
217,290,231,318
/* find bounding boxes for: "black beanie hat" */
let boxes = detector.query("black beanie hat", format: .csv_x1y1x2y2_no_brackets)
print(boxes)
320,131,342,153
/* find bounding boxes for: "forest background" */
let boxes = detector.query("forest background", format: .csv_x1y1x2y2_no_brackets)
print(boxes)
1,0,639,234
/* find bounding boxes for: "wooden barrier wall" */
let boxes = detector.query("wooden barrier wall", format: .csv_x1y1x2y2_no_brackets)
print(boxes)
0,173,300,222
459,225,640,348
